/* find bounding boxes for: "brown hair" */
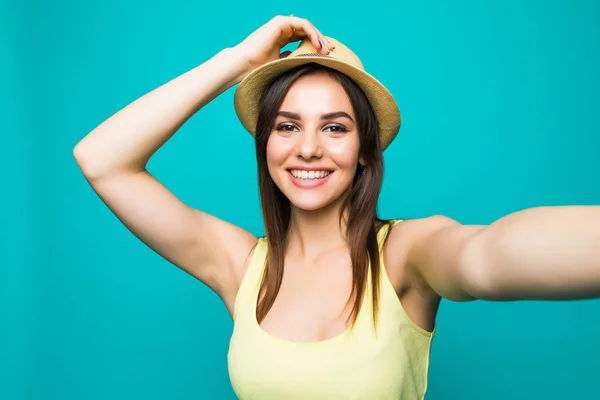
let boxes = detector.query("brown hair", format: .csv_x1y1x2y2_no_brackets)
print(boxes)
254,63,390,329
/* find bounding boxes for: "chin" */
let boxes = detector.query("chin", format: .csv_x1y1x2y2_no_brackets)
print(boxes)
287,195,337,212
282,183,352,213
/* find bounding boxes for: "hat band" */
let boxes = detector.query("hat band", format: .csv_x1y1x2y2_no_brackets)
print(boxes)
294,53,333,59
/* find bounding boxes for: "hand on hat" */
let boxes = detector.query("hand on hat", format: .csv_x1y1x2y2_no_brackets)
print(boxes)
232,15,335,82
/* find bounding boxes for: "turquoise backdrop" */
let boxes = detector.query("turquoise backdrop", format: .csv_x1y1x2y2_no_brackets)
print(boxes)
2,0,599,399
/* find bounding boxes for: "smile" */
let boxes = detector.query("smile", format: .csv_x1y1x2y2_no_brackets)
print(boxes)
289,169,332,179
287,169,334,188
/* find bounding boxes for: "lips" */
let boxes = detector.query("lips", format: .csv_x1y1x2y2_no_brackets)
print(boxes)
287,170,333,189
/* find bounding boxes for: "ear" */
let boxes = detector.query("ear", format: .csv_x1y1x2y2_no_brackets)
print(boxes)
359,156,367,167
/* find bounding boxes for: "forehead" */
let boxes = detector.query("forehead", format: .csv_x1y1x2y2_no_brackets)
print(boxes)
279,72,354,117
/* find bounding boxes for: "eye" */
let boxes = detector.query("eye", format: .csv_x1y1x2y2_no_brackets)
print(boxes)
275,123,298,132
324,124,348,133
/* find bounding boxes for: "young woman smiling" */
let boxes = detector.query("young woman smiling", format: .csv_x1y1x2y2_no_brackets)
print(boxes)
73,15,600,400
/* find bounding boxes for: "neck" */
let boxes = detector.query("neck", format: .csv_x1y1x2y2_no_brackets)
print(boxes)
286,198,350,259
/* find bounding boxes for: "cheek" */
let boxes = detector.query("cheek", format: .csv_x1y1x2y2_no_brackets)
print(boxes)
266,135,292,172
327,139,361,167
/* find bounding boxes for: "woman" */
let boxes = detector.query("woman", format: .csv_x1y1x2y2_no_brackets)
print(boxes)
73,15,600,400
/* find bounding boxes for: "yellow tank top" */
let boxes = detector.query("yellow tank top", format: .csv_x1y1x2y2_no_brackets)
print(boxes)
228,220,435,400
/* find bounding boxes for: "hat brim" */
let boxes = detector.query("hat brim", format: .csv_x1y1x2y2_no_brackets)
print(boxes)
234,55,401,151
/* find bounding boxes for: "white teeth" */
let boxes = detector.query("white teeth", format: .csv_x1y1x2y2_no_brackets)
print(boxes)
290,169,331,180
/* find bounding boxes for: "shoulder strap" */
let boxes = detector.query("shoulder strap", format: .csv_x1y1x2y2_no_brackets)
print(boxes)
376,219,403,249
232,238,268,322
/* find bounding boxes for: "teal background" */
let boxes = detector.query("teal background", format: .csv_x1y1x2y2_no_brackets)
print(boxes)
2,0,599,399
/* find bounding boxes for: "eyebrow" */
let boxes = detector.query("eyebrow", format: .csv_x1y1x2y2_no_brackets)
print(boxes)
276,111,355,123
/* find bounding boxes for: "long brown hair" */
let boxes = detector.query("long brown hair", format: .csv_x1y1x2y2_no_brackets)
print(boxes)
254,63,389,329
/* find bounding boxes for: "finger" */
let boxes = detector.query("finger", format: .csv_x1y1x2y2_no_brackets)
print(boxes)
288,27,328,54
317,33,335,52
289,17,324,52
314,31,335,53
289,33,303,43
289,30,323,47
319,33,335,50
291,27,329,55
284,18,334,55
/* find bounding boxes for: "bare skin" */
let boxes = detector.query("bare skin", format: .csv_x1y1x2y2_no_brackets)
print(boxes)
75,15,600,345
73,15,441,343
256,71,438,340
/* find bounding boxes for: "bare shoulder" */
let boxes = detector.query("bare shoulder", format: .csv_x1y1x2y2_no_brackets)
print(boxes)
386,214,488,304
381,216,465,331
383,215,460,295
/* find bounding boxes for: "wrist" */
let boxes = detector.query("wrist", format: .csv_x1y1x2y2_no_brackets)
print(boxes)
216,47,253,85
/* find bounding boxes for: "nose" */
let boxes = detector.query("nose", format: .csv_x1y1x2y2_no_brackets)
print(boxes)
296,131,323,160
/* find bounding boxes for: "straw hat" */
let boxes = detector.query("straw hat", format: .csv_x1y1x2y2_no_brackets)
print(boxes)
233,37,401,151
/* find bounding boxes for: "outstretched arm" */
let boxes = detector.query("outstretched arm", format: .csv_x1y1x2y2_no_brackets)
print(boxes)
407,206,600,302
463,205,600,300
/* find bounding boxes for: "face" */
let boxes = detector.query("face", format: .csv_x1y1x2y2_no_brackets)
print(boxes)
266,72,365,211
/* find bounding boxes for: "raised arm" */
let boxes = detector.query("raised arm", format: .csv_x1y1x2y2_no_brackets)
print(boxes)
73,16,333,303
405,207,600,302
73,47,256,297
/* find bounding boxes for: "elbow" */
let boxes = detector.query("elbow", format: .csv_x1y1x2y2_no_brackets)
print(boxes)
73,141,112,181
73,141,87,165
73,141,143,181
73,142,88,172
73,142,98,179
